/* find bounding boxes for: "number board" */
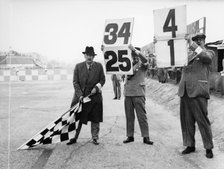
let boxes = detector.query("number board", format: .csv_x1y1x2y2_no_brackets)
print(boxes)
103,18,134,46
103,46,133,74
153,5,188,68
103,18,134,74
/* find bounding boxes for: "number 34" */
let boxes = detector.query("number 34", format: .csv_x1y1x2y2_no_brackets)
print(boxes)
104,22,131,45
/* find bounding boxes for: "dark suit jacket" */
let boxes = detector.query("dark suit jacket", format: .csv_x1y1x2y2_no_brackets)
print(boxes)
178,49,214,99
71,61,105,124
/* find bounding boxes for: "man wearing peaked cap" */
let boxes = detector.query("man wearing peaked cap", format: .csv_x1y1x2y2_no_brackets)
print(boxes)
67,46,105,145
178,32,215,158
191,33,206,41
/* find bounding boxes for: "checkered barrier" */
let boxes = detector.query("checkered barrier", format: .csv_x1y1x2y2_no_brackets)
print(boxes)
0,68,73,82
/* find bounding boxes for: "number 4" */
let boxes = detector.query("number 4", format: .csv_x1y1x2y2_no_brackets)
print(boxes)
163,9,177,38
118,22,131,44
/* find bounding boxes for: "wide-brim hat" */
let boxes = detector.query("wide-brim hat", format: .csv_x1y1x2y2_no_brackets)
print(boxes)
192,33,206,41
82,46,97,56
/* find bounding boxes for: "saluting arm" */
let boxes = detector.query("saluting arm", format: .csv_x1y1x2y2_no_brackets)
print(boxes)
128,44,148,63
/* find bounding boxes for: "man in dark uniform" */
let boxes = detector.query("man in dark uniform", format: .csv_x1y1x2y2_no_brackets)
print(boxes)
178,33,214,158
67,46,105,145
123,44,153,145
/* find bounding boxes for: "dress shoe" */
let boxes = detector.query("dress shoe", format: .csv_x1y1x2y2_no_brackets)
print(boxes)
123,137,134,143
113,97,117,100
182,146,195,154
92,139,99,145
143,137,153,145
206,149,213,158
66,138,76,145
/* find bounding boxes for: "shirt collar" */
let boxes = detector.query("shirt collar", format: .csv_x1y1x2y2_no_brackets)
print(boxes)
86,62,93,69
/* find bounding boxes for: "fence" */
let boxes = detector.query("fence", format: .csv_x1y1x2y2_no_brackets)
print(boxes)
0,68,73,82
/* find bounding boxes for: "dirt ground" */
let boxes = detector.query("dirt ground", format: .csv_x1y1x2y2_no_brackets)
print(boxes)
0,76,224,169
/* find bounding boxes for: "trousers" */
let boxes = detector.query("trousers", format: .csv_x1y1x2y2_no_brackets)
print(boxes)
74,121,100,140
112,80,121,98
180,94,213,149
124,96,149,137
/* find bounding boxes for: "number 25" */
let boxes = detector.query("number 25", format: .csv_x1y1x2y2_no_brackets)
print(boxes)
104,50,131,72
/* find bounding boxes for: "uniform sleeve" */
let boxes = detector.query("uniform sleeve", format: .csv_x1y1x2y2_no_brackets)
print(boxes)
197,49,214,64
141,61,149,70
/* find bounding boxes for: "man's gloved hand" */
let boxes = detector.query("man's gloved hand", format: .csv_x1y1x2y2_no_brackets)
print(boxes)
189,41,198,52
79,96,84,102
189,41,203,56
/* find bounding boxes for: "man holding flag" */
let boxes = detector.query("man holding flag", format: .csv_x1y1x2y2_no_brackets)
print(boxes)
67,46,106,145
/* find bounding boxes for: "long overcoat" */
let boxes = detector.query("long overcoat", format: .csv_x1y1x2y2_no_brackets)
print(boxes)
71,61,105,124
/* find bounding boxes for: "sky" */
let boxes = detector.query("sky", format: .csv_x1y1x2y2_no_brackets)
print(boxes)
0,0,224,64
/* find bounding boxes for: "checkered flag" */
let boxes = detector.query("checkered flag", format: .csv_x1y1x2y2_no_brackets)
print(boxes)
17,96,91,150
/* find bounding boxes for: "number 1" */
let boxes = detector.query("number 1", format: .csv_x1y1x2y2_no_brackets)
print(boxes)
168,40,175,66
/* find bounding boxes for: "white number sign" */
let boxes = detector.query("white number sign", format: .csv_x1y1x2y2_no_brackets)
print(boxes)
153,5,188,67
104,46,133,74
103,18,134,74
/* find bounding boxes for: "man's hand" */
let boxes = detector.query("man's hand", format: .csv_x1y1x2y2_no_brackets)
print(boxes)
91,88,97,95
101,45,105,52
153,36,157,44
184,34,190,41
79,96,84,101
128,44,135,51
189,41,199,52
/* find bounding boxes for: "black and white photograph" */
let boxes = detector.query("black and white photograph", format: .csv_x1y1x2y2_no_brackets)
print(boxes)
1,0,224,168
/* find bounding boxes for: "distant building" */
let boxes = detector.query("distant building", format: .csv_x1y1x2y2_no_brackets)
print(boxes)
206,40,224,72
0,50,44,69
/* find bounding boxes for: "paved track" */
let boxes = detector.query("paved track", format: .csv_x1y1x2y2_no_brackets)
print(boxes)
0,78,224,169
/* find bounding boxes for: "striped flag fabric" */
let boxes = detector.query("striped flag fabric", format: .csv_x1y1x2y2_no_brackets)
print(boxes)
17,96,91,150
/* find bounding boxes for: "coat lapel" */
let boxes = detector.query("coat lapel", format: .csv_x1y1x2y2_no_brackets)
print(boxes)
80,62,89,84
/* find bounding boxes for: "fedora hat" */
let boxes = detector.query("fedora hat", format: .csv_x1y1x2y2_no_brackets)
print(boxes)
192,33,206,41
82,46,97,56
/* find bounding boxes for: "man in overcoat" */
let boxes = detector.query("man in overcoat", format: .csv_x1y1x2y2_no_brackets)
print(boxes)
178,33,214,158
67,46,105,145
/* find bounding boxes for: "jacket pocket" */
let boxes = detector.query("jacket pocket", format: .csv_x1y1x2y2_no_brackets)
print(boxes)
198,80,209,93
139,83,146,93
